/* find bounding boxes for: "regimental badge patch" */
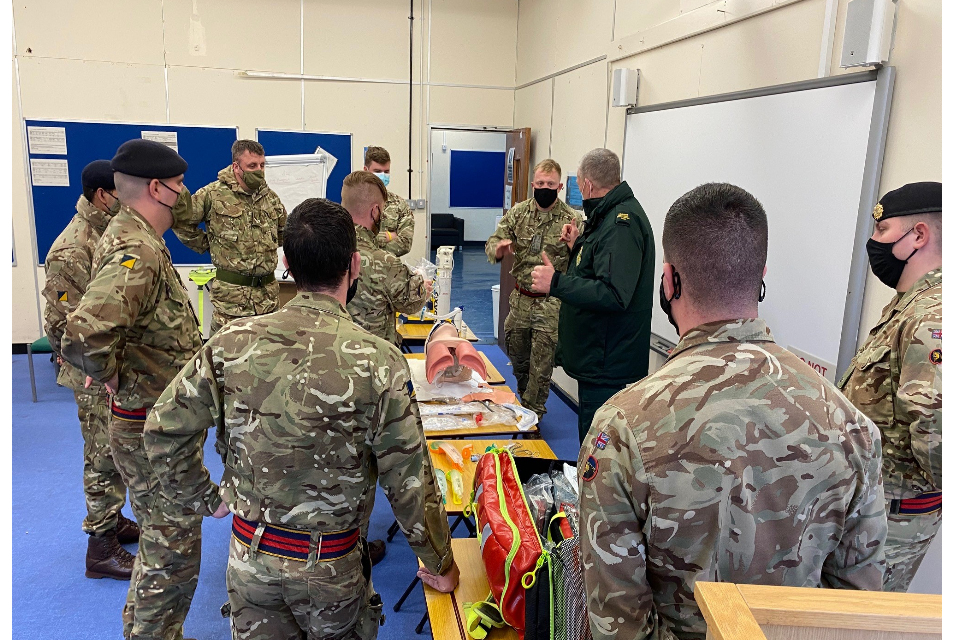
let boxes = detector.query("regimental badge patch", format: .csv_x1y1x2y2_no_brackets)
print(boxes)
932,329,942,340
873,203,884,220
119,254,138,269
930,348,942,365
582,455,598,482
616,212,630,223
576,252,582,266
57,291,67,302
595,432,610,450
406,379,416,399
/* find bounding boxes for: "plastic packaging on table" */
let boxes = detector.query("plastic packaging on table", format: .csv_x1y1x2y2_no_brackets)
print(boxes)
447,469,464,505
504,403,539,431
434,467,448,504
421,415,478,432
430,441,464,470
476,403,519,427
418,402,483,417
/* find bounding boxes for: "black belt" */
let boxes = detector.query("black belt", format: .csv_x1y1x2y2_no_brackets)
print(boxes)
216,268,275,287
890,491,942,516
515,283,546,298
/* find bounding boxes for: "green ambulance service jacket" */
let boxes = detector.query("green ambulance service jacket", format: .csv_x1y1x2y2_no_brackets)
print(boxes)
549,181,655,386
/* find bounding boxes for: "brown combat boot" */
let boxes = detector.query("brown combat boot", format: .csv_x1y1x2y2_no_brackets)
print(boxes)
85,531,135,580
115,513,140,544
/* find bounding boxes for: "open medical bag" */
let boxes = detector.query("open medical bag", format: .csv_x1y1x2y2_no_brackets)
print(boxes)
464,447,591,640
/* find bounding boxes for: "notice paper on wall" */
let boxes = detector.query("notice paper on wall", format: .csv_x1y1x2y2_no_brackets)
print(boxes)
141,130,179,152
504,185,512,209
786,345,836,381
27,126,68,155
506,147,515,183
30,159,70,187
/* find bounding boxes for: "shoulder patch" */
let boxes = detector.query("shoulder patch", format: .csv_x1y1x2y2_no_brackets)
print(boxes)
57,291,68,302
616,212,631,224
930,348,942,365
932,329,942,340
594,432,610,450
406,379,416,399
582,455,599,482
119,254,138,269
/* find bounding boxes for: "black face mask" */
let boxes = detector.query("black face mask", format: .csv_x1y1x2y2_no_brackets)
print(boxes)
582,197,602,218
346,276,359,304
533,187,558,209
866,227,918,289
659,272,682,334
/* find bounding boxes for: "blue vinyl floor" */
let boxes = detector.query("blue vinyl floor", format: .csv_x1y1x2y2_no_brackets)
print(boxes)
12,253,582,639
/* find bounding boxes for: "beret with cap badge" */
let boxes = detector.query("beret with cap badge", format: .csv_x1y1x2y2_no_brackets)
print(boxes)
872,181,941,222
110,139,188,180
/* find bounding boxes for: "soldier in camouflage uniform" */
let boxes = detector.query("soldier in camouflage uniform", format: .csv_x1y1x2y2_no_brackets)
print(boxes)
839,182,942,593
363,146,415,256
175,139,287,335
61,140,204,640
343,170,431,346
579,184,886,640
42,160,139,580
142,198,459,640
486,159,581,418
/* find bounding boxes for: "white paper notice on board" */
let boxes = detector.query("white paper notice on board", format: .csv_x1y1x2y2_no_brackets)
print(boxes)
27,126,68,155
30,159,70,187
786,345,837,382
504,185,512,209
141,131,179,152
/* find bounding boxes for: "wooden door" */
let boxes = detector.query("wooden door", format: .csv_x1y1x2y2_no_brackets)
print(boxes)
498,128,531,350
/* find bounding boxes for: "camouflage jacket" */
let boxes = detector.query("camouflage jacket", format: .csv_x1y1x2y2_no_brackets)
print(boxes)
175,166,287,317
485,197,582,291
347,224,429,345
839,269,942,500
375,190,415,257
579,318,886,640
42,196,116,395
61,205,203,411
141,292,454,574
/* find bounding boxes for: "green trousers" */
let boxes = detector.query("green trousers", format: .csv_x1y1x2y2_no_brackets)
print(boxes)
576,381,626,444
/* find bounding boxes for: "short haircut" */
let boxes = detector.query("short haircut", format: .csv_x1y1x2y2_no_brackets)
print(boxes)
662,183,768,309
341,170,388,214
114,172,150,201
364,146,390,166
82,186,99,204
283,198,357,290
578,148,620,188
899,212,942,251
533,159,562,179
231,139,265,162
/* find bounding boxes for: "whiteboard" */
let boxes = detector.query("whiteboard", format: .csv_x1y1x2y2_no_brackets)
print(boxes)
623,71,894,379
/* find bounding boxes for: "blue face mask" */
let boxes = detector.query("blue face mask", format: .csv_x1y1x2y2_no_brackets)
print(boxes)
373,172,390,187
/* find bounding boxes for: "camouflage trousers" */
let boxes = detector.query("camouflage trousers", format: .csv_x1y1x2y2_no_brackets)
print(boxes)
504,290,560,418
109,416,203,640
882,509,942,592
75,391,127,535
209,278,279,336
227,535,384,640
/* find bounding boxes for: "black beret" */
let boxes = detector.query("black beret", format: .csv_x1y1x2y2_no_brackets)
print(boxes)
110,139,188,179
873,182,941,222
80,160,115,191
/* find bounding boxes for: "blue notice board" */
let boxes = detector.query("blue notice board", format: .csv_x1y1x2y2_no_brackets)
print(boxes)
256,130,352,203
27,119,237,265
449,150,506,209
565,174,583,210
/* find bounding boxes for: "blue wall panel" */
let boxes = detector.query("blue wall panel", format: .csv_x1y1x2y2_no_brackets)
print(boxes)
449,150,506,209
27,120,237,265
256,130,352,204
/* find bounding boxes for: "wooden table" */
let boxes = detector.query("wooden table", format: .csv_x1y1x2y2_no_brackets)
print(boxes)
429,439,557,515
404,352,506,385
422,538,519,640
397,318,479,343
423,399,544,440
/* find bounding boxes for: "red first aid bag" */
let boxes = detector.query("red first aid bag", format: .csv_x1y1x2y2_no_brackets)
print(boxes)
466,446,545,638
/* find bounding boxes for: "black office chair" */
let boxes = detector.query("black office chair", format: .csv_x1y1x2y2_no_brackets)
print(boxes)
431,214,464,250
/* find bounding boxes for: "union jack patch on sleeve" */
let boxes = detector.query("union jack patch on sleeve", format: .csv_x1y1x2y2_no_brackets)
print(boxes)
595,432,610,450
932,329,942,340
